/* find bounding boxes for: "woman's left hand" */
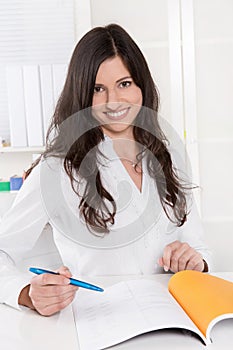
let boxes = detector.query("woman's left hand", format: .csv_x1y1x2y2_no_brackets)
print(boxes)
158,240,205,273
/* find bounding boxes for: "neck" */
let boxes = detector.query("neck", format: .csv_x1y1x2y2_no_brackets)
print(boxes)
111,138,140,161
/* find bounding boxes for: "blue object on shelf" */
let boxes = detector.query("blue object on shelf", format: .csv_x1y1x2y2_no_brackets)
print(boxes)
10,176,23,191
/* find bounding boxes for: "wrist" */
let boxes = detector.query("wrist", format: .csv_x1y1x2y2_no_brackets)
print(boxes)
202,259,209,272
18,285,35,309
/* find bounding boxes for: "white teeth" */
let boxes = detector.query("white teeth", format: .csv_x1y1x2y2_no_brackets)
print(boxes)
106,108,128,118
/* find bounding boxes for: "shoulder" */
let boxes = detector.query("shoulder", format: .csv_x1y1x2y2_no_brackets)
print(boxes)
18,157,64,196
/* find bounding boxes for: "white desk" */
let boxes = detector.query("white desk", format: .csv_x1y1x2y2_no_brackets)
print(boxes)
0,273,233,350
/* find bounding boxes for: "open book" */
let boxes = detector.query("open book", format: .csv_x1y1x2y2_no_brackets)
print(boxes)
73,271,233,350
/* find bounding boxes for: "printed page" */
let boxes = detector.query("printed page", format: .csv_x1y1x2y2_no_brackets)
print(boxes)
168,270,233,341
73,279,206,350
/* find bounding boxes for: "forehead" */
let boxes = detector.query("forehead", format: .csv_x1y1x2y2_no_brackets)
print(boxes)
95,56,130,83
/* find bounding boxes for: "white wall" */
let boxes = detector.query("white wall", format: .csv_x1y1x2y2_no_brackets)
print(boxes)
75,0,233,271
89,0,172,124
193,0,233,271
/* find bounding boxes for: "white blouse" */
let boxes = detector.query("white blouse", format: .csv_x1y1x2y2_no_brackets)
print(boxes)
0,137,212,309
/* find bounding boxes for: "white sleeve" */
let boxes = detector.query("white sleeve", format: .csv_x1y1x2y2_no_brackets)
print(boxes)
0,163,49,309
178,198,213,272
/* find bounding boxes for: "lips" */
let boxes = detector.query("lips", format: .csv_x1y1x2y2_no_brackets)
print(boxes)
104,107,130,120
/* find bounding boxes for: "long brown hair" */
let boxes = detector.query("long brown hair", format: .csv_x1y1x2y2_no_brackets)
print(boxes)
26,24,190,233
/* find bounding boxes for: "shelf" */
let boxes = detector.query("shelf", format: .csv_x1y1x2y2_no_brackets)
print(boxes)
0,147,45,153
0,191,18,195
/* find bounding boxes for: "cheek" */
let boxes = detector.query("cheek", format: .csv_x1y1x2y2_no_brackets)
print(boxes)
92,92,107,107
92,95,99,107
91,105,100,119
91,103,105,122
132,87,143,105
92,97,105,121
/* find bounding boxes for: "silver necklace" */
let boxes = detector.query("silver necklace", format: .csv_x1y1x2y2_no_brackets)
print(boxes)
121,158,142,170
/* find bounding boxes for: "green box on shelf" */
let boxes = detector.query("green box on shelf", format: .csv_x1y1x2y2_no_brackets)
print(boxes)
0,181,10,191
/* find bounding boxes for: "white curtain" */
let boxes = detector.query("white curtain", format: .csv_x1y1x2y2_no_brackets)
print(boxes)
0,0,75,141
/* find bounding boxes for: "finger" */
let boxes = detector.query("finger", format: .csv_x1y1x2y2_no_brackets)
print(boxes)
30,273,70,287
186,253,204,271
176,249,195,272
29,284,78,299
29,284,78,314
161,246,172,271
36,293,76,316
162,241,181,271
170,243,192,272
157,257,164,268
30,288,77,307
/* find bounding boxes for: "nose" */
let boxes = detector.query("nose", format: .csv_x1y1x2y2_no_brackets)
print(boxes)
106,88,121,110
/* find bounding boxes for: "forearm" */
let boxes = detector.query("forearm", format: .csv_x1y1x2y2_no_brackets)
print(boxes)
0,251,32,309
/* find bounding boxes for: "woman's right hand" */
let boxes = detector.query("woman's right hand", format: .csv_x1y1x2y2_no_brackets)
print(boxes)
18,266,79,316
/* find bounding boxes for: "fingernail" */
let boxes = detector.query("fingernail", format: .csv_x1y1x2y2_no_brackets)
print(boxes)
164,266,169,272
63,278,70,285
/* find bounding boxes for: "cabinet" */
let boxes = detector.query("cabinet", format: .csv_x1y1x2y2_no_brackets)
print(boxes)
0,147,44,179
0,147,43,216
0,147,44,211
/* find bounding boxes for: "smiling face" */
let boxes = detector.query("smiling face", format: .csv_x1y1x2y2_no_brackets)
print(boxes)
92,56,143,140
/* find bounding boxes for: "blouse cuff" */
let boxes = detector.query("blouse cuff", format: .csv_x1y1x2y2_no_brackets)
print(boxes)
0,274,31,310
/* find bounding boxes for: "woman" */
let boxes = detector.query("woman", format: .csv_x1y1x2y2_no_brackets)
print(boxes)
0,24,211,316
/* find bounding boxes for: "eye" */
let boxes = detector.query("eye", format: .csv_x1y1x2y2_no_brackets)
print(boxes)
94,86,104,93
119,80,132,88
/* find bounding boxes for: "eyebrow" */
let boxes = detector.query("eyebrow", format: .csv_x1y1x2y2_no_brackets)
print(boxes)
116,76,132,83
95,76,132,86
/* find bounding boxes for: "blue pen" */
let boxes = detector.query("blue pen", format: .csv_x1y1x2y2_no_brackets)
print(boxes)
29,267,104,292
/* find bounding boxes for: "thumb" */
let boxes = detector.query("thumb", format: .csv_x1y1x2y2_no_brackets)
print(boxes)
56,266,72,278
